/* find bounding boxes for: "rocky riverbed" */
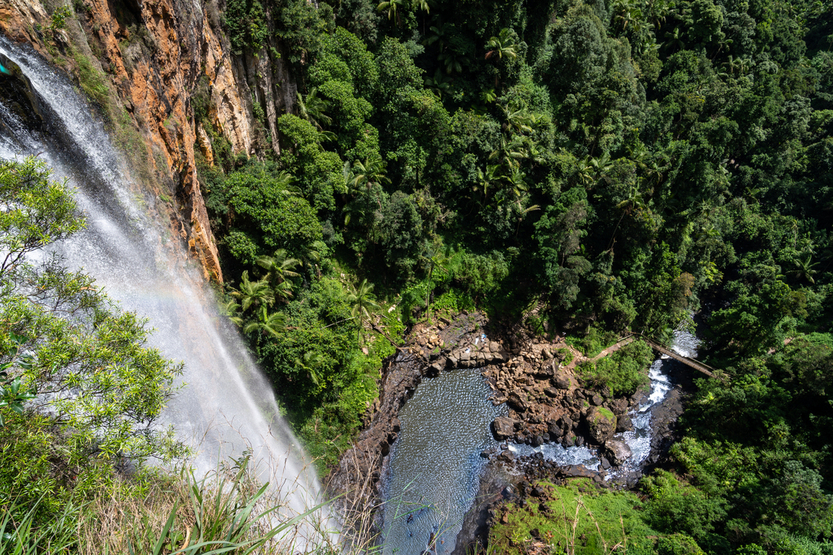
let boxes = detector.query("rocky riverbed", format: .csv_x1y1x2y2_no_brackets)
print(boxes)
327,312,692,553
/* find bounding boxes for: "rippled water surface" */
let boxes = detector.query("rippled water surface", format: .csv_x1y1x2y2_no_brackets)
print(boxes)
382,368,506,555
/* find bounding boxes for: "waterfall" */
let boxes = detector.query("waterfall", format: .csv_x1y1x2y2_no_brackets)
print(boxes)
0,36,333,543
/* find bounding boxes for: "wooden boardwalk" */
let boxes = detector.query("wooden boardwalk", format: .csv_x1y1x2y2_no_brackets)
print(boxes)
640,338,717,378
593,334,718,379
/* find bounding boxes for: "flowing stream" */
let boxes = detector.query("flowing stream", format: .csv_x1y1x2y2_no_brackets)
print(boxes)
0,36,332,542
509,330,698,473
382,330,698,553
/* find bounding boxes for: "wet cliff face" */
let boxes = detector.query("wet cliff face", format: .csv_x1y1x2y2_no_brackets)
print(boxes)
0,0,287,282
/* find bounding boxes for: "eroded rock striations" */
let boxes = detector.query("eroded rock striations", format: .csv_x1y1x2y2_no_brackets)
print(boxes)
0,0,287,281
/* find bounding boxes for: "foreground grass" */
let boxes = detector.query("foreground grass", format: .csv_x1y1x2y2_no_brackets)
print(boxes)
1,455,348,555
487,479,701,555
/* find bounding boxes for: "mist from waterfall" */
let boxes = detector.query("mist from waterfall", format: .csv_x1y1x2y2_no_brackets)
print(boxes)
0,36,333,543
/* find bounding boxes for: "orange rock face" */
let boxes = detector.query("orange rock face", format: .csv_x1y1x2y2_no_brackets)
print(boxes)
0,0,262,283
0,0,47,45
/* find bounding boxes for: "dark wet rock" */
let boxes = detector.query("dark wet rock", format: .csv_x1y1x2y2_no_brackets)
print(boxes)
575,435,584,447
600,456,611,470
562,435,575,448
543,387,559,398
607,397,629,415
427,359,444,376
0,54,45,130
559,465,596,479
491,393,507,406
615,413,633,433
547,421,563,438
507,391,528,412
585,406,617,444
552,374,571,389
605,439,632,466
534,365,554,379
452,460,517,555
531,435,544,447
492,416,517,441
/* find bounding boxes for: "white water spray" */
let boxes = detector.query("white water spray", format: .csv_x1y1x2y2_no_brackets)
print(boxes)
508,329,699,474
0,36,334,543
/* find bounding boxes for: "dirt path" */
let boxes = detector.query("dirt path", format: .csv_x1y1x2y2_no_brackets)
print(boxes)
589,335,636,363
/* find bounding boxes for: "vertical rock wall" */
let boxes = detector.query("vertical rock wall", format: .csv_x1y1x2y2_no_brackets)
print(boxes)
0,0,291,282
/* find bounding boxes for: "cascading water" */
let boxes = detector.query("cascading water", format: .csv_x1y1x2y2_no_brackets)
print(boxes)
0,36,333,543
508,329,699,474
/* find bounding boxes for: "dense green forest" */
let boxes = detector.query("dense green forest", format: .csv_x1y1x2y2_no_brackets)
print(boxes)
195,0,833,551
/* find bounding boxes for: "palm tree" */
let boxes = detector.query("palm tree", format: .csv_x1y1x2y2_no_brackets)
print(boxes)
489,135,528,171
230,271,274,313
377,0,405,25
424,22,453,51
351,155,391,192
513,197,541,236
574,152,614,189
297,240,326,280
438,49,467,74
243,306,286,338
425,69,453,98
608,182,648,248
219,298,244,327
410,0,429,14
611,0,645,33
273,279,295,305
296,87,332,131
348,279,381,342
485,28,518,61
664,26,686,52
473,164,502,201
499,101,534,135
295,351,326,388
790,254,818,284
505,167,530,200
256,249,300,288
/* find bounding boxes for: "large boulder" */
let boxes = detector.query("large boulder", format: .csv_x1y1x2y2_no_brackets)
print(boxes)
492,416,517,440
584,406,617,444
507,390,528,412
605,439,632,466
607,398,629,415
547,420,563,438
552,373,571,389
615,413,633,433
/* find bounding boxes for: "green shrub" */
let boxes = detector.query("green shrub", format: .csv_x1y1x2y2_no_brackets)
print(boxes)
641,470,728,543
566,325,619,357
73,52,109,109
578,340,652,395
489,479,659,555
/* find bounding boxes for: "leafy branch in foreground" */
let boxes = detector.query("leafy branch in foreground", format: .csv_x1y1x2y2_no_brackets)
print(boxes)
0,157,185,464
